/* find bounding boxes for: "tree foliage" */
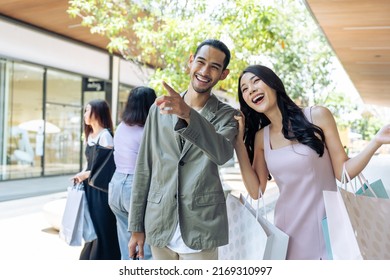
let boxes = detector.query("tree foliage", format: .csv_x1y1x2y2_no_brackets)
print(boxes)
69,0,382,140
351,111,383,141
68,0,334,102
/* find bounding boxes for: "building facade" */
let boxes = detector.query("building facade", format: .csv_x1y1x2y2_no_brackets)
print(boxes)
0,16,152,182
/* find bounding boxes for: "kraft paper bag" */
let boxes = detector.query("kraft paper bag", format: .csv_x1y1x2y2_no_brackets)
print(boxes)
324,165,390,259
339,187,390,259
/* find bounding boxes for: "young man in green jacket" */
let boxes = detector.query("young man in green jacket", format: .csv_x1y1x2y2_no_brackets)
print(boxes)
128,39,238,260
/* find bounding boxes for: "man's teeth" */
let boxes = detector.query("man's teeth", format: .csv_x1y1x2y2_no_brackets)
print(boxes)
196,75,209,82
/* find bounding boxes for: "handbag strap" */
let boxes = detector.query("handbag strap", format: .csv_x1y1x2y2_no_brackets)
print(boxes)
92,128,111,146
95,129,106,146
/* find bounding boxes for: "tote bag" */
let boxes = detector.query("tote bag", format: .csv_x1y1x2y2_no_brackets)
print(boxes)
218,193,269,260
88,136,116,192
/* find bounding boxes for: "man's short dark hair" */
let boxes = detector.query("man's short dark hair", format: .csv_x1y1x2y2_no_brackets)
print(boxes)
194,39,231,70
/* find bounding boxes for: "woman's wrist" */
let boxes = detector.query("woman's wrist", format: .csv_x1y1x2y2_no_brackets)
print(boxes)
234,137,245,149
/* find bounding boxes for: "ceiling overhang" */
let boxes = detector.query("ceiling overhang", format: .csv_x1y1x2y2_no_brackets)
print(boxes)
0,0,109,51
305,0,390,107
1,0,389,106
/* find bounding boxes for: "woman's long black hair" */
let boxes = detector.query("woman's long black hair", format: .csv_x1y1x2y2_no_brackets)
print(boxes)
121,86,157,127
84,99,114,140
237,65,325,164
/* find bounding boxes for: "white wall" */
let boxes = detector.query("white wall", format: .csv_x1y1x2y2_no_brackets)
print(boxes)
119,58,153,86
0,17,153,86
0,18,110,80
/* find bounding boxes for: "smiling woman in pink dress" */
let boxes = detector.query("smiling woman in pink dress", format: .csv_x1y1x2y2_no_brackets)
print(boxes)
234,65,390,259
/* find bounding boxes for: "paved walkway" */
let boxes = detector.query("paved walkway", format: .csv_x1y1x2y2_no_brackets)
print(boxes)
0,166,260,261
0,174,71,202
0,174,82,260
0,192,81,260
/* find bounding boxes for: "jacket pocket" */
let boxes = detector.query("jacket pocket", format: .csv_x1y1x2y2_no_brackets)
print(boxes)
195,192,225,206
147,191,163,204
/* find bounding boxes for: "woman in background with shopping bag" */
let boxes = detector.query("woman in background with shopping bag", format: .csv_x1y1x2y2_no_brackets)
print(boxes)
72,99,120,260
234,65,390,259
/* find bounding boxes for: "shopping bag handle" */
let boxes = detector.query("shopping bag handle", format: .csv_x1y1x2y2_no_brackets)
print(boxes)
70,182,85,191
243,187,268,221
341,163,377,198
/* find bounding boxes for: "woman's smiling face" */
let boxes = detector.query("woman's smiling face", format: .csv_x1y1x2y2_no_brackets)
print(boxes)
240,72,277,113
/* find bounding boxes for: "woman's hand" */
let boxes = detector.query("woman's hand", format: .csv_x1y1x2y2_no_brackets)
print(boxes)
374,124,390,145
234,110,245,144
72,171,88,185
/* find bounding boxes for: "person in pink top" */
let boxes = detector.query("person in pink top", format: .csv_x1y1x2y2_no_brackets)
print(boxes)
108,86,156,260
234,65,390,259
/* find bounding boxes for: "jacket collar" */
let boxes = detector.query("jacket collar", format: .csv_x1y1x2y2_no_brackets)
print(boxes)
180,91,218,121
174,91,220,156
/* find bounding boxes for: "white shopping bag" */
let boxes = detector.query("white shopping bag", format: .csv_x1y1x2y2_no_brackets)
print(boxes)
219,193,269,260
82,191,97,243
323,189,363,260
323,164,390,259
59,183,96,246
240,194,289,260
59,184,84,246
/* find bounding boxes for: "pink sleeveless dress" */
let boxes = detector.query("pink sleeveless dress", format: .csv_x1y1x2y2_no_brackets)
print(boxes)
263,107,337,259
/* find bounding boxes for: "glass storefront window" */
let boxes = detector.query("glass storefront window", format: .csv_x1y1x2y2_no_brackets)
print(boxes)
45,69,83,176
0,61,87,181
117,84,133,126
2,61,44,179
0,59,6,180
0,58,123,183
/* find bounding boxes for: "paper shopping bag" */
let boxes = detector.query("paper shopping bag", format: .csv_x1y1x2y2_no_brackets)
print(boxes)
240,194,289,260
323,189,363,259
59,184,84,246
339,187,390,259
218,193,269,260
355,179,388,198
321,217,333,260
341,164,388,199
324,164,390,259
322,177,389,260
338,165,390,259
81,190,97,243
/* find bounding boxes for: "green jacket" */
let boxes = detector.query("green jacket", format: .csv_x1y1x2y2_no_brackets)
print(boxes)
129,93,238,250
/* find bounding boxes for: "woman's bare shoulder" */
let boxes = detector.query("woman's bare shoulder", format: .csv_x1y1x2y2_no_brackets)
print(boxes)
309,105,334,126
254,128,265,149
